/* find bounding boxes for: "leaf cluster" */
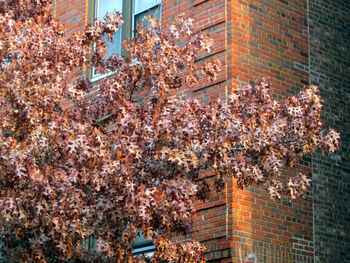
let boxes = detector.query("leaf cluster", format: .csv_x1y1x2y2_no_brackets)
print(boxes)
0,1,339,262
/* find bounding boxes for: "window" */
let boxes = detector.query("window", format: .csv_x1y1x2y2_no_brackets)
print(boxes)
89,0,161,80
91,0,123,79
81,235,97,252
96,0,123,58
133,0,161,31
81,233,156,257
132,234,155,257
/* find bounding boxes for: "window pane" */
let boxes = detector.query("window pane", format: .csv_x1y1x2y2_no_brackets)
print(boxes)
93,0,123,78
99,0,122,17
134,5,161,29
134,0,161,14
98,0,123,56
104,30,122,58
133,233,152,247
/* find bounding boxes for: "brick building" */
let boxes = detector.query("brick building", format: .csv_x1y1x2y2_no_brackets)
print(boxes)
54,0,350,262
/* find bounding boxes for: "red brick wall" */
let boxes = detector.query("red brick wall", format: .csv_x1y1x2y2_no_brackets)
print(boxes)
225,1,312,262
54,0,88,91
163,0,314,262
54,0,87,35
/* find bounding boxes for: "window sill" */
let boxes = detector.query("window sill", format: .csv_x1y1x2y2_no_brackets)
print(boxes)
91,70,115,83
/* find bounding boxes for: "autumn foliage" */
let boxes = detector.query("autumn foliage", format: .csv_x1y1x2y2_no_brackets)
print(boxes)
0,0,339,262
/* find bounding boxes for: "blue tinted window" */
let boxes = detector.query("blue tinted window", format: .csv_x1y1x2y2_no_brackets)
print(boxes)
134,0,161,13
97,0,122,57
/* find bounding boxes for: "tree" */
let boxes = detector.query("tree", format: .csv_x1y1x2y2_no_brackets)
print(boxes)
0,0,339,262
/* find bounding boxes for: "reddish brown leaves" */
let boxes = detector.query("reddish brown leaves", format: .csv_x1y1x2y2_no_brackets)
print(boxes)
0,1,339,262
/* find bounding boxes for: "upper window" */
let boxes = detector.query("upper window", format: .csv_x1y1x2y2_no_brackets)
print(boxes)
95,0,123,58
91,0,161,80
133,0,161,31
92,0,123,79
134,0,161,13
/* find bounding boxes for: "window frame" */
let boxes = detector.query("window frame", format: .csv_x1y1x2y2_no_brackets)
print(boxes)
87,0,161,81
